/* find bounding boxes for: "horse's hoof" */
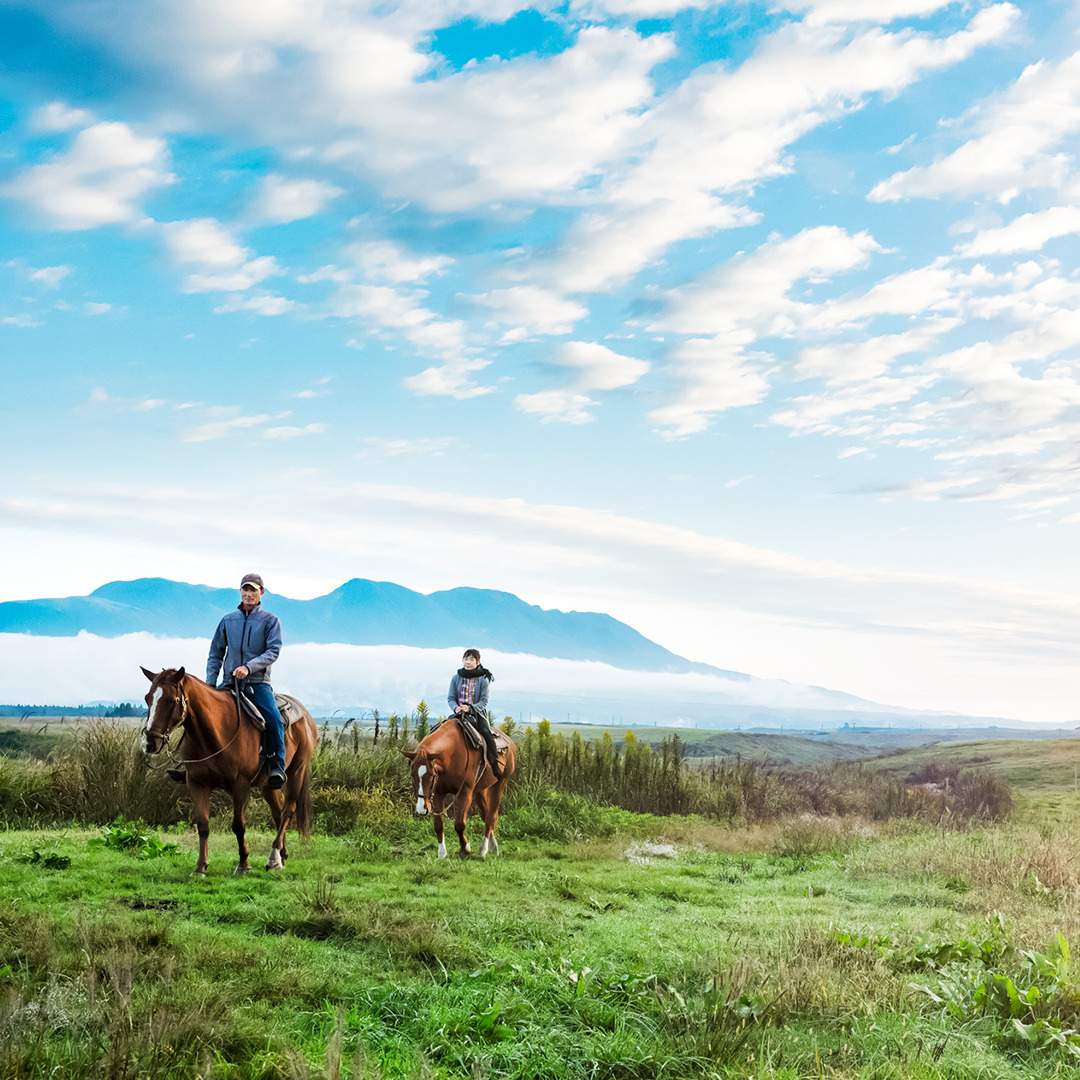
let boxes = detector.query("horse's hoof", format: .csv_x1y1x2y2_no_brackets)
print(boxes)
437,843,447,859
233,865,251,876
191,869,207,877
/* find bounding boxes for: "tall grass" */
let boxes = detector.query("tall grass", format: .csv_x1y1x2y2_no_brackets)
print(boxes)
0,716,1014,831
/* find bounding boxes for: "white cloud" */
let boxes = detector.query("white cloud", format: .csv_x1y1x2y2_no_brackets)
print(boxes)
263,422,326,439
871,48,1080,204
161,218,247,266
83,302,112,315
213,293,295,316
648,226,880,436
552,340,650,391
160,218,286,301
651,340,772,437
787,0,970,25
30,265,72,288
5,477,1080,720
0,634,898,722
182,412,271,442
569,0,712,16
346,241,453,284
1,314,41,328
187,257,282,293
514,388,598,425
253,174,343,223
524,7,1012,297
655,226,882,337
959,206,1080,256
3,121,173,230
360,436,458,457
467,286,588,337
515,341,650,424
794,325,950,384
332,282,468,357
402,358,494,399
30,101,93,131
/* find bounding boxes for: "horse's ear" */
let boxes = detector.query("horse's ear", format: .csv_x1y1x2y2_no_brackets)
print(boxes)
140,666,157,682
401,749,416,759
176,666,186,680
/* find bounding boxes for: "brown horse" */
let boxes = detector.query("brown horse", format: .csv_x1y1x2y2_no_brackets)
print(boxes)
141,666,316,875
404,720,516,858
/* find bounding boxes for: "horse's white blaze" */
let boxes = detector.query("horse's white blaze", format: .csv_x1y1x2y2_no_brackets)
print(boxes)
437,841,447,859
149,687,164,726
415,797,427,815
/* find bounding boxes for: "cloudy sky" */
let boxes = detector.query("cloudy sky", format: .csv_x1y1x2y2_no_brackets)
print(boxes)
2,0,1080,722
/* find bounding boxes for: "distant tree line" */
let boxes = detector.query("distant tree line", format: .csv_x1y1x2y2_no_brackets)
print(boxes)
0,703,144,717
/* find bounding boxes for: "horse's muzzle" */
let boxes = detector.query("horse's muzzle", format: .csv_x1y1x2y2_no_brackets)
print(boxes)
415,796,428,816
145,733,163,754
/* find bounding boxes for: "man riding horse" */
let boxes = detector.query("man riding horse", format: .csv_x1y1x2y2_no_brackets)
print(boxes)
448,648,503,779
204,572,287,789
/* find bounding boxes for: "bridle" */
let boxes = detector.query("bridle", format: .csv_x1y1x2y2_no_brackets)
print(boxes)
416,757,440,815
144,679,243,768
144,684,189,760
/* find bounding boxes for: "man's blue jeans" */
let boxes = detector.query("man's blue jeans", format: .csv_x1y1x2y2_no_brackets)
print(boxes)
247,682,286,771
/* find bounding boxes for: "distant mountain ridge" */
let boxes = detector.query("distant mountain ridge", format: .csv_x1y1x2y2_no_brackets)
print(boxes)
0,577,758,680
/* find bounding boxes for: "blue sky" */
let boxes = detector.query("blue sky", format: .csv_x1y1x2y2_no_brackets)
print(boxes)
2,0,1080,721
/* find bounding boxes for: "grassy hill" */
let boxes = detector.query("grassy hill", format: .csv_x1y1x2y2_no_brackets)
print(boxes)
866,738,1080,792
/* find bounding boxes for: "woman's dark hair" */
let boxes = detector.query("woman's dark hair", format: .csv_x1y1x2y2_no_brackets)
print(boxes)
463,648,481,662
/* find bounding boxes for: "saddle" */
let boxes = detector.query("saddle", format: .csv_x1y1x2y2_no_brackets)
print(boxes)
455,715,510,758
233,686,298,731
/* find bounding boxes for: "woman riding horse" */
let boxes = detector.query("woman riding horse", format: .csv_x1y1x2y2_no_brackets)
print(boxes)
448,648,503,779
403,648,515,858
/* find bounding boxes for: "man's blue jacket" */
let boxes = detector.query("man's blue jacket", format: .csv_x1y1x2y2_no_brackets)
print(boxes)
206,604,282,687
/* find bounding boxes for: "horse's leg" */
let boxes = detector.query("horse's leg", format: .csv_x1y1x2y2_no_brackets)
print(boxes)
191,784,212,876
277,772,303,865
487,778,507,856
432,792,447,859
474,787,494,858
231,782,252,875
263,786,286,870
454,786,475,858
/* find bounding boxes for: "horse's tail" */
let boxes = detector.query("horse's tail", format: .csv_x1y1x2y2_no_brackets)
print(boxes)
295,760,313,839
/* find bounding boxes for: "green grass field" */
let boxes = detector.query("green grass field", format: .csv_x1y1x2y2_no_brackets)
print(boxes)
4,727,1080,1077
4,802,1080,1077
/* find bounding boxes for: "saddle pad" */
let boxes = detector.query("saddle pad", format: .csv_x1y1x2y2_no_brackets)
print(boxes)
456,717,510,757
235,690,296,731
456,716,484,751
275,694,298,729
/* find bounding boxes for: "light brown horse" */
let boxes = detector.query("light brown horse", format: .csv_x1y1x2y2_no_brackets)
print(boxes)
404,720,516,859
141,666,316,875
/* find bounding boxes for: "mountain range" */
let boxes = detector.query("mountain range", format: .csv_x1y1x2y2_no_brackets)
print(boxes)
0,576,753,676
0,578,1013,726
